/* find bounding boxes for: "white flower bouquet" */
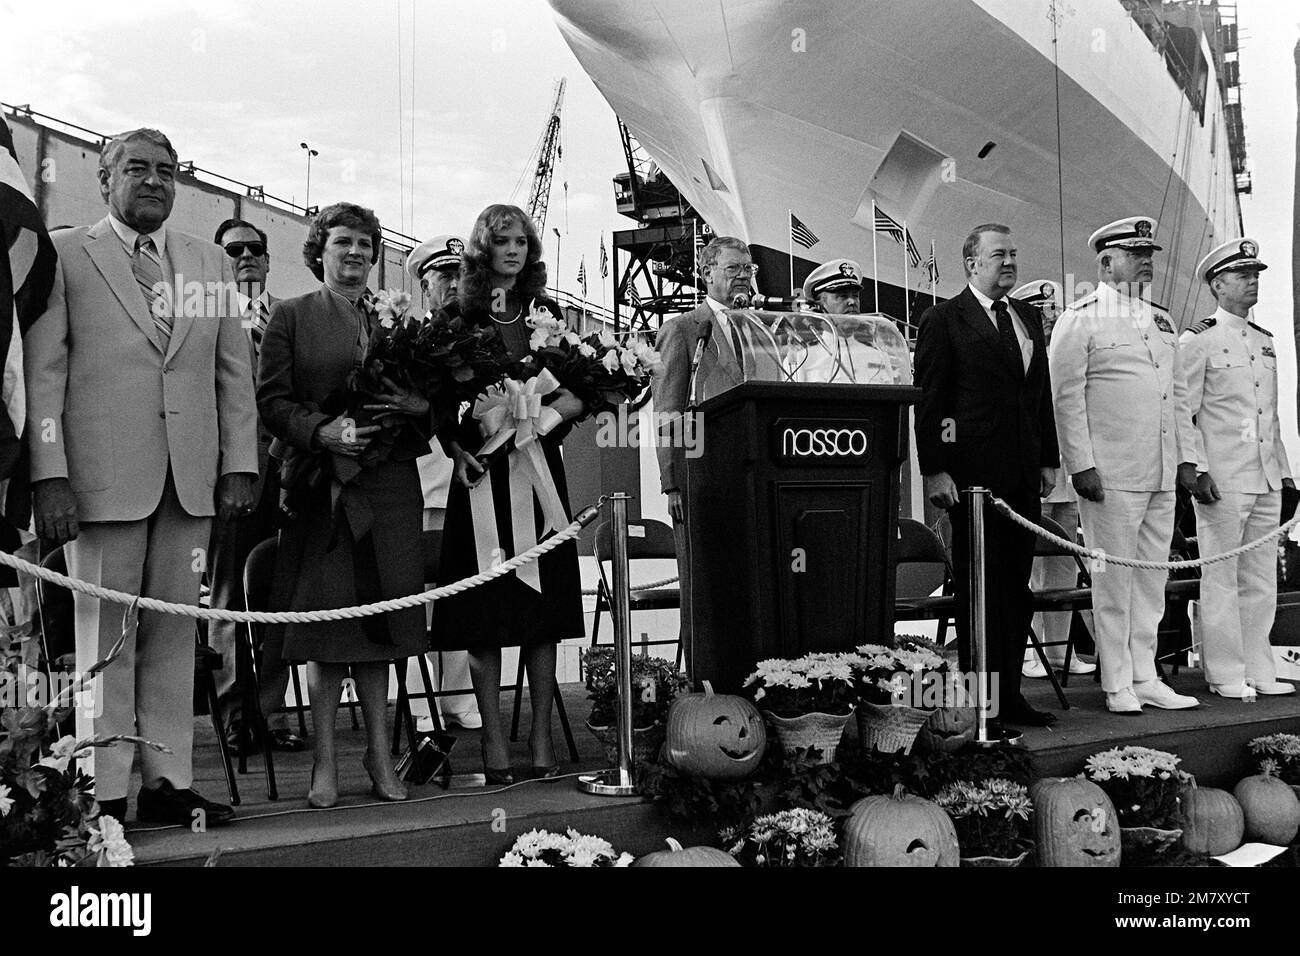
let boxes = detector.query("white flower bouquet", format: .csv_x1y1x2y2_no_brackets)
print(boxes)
1083,746,1190,829
498,827,635,867
743,652,857,717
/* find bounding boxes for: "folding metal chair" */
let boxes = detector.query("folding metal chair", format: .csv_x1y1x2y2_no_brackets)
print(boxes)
892,518,957,644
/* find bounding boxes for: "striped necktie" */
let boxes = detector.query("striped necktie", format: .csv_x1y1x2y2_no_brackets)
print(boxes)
246,297,269,353
132,235,172,349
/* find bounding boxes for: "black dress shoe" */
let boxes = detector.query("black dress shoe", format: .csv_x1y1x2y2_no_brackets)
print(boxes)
225,723,256,756
95,797,128,823
268,729,307,752
1002,701,1058,727
137,781,236,827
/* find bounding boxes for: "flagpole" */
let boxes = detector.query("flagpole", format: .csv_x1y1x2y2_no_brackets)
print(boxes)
903,220,911,330
930,239,937,307
871,199,880,313
787,209,795,297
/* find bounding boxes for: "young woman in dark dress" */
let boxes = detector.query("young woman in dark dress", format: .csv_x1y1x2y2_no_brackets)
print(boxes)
434,204,585,782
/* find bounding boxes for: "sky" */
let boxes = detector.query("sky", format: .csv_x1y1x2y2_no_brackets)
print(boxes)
2,0,1299,457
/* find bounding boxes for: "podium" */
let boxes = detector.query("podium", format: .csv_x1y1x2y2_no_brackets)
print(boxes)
684,381,921,691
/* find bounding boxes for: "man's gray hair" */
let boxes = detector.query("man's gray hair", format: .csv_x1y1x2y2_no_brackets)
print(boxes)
99,128,178,172
699,236,749,272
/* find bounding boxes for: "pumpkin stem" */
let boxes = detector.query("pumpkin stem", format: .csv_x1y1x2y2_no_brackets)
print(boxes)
702,681,714,697
891,783,907,800
665,837,683,852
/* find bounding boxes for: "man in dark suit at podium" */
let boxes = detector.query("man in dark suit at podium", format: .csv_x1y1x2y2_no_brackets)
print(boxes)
913,223,1060,729
653,235,763,671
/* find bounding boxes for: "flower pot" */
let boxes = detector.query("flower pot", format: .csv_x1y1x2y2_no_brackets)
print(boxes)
855,700,933,755
960,849,1030,868
765,709,853,764
586,720,665,767
1120,826,1183,865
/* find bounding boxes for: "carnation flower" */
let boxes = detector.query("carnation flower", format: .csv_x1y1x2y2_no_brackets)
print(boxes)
88,815,134,867
38,735,82,773
601,350,621,372
0,783,13,817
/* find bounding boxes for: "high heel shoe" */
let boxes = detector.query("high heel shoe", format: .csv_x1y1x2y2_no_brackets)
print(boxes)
529,735,558,780
362,752,408,802
308,762,338,809
481,740,514,786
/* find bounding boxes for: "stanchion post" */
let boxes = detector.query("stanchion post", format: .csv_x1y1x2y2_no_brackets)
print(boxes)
965,487,1018,747
579,493,639,796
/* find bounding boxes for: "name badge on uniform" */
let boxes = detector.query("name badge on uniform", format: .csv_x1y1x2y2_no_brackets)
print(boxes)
1262,345,1276,358
1153,314,1174,334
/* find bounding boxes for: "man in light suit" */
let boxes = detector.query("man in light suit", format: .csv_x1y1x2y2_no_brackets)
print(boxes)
208,218,304,755
653,235,769,673
25,128,258,826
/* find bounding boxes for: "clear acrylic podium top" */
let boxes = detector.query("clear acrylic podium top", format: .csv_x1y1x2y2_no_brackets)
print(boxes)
722,310,913,387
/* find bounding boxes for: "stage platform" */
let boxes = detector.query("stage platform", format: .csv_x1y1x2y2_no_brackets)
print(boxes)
126,667,1300,867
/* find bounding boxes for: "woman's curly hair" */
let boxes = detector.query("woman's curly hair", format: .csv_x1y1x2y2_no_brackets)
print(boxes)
302,202,382,281
457,203,549,312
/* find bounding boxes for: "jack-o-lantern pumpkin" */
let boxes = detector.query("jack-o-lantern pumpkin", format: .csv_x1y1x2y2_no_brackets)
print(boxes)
843,785,960,867
914,705,978,754
632,837,741,867
1233,774,1300,846
1030,777,1120,867
666,681,767,780
1180,785,1244,856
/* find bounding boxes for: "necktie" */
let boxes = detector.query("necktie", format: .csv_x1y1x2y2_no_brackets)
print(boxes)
992,299,1021,373
132,236,172,350
246,298,269,353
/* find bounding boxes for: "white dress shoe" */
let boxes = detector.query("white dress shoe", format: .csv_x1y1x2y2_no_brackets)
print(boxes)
442,711,484,730
1064,658,1097,675
1134,679,1200,710
1252,681,1297,696
1208,683,1250,699
1022,659,1049,678
1106,687,1143,714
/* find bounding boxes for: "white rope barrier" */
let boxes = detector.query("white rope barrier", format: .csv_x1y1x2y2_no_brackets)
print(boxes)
0,499,606,625
989,494,1300,571
579,573,678,597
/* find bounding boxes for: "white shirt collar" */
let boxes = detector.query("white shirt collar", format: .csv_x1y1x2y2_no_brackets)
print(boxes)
236,289,270,313
108,214,166,258
967,284,1005,312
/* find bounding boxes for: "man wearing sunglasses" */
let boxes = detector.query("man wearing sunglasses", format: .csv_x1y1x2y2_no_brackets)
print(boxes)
207,218,304,755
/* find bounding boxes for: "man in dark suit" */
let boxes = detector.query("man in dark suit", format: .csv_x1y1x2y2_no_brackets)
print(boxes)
913,223,1059,729
208,219,303,755
653,235,771,672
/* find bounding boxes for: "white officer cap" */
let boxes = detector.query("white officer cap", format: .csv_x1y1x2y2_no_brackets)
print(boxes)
1196,237,1267,285
406,234,465,282
802,258,863,300
1011,279,1058,306
1088,216,1162,253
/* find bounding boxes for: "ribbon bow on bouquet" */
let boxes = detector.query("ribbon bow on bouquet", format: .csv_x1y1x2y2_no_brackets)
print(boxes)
468,369,571,591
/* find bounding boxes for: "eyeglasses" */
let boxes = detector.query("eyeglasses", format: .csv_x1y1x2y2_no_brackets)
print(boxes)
224,242,266,259
714,263,758,278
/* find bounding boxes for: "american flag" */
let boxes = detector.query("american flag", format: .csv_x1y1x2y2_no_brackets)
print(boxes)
623,281,641,308
577,258,587,297
925,251,939,284
599,233,609,278
874,206,923,268
789,212,819,249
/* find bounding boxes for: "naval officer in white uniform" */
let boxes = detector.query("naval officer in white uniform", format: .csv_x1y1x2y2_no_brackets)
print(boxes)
1176,238,1296,699
1049,216,1200,714
790,258,905,384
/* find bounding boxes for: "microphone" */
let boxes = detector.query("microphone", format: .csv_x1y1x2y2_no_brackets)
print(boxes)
747,293,806,310
730,292,751,309
687,321,713,410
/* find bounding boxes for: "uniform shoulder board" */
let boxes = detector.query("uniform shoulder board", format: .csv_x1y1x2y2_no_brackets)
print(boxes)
1248,321,1273,338
1185,316,1216,334
1066,290,1099,311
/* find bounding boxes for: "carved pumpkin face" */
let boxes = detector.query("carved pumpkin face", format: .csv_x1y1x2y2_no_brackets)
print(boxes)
914,706,978,754
843,785,961,867
1031,778,1120,867
666,681,767,780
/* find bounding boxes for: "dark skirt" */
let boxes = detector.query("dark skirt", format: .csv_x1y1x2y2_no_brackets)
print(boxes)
433,435,584,650
271,458,428,663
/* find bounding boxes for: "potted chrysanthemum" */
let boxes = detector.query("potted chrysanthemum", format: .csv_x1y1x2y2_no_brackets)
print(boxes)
1083,746,1192,862
498,827,634,867
934,778,1034,866
721,808,840,867
1248,733,1300,798
852,635,952,755
742,653,856,763
581,648,689,766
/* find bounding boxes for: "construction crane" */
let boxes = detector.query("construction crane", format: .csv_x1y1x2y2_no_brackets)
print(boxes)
522,78,566,234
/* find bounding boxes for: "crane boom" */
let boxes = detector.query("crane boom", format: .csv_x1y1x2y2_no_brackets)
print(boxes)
526,77,566,234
